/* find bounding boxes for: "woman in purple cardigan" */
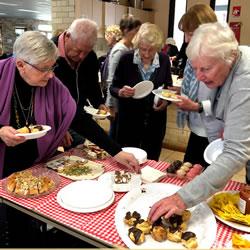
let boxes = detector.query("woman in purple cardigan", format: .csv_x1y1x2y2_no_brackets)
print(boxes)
0,31,76,246
110,23,172,160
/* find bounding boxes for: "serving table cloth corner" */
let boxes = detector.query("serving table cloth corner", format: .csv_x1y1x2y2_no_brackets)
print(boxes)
0,148,245,248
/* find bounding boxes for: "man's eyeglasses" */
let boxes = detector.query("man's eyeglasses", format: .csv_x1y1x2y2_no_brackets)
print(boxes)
23,60,58,73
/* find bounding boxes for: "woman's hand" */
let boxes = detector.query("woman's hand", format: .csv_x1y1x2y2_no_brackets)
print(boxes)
0,126,26,146
153,99,169,111
118,85,135,98
114,151,141,173
98,104,109,113
173,95,199,112
148,193,187,223
61,131,73,148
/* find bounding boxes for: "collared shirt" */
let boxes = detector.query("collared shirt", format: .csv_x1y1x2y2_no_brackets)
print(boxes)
133,49,160,81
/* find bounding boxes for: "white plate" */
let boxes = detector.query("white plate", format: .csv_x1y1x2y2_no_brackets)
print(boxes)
133,80,154,99
57,180,114,212
122,147,147,164
141,165,166,183
208,191,250,233
15,125,51,140
98,172,142,192
152,89,181,102
115,183,217,249
84,106,110,119
204,138,224,164
46,156,104,181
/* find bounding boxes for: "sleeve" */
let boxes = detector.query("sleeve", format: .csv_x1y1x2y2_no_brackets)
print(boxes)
177,87,250,208
162,54,173,89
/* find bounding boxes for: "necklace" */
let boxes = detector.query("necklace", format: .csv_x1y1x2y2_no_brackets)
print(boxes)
14,84,34,127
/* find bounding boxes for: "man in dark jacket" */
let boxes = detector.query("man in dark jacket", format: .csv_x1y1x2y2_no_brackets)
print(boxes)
52,18,139,172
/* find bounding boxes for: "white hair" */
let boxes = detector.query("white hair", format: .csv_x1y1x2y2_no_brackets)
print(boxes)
67,18,97,47
13,31,58,64
186,22,239,65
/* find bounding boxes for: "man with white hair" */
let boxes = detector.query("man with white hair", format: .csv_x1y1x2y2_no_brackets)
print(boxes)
52,18,140,172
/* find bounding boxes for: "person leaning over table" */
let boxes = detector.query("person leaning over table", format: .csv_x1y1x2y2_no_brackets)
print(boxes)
173,4,224,168
0,31,76,247
110,22,172,161
148,22,250,222
52,18,140,173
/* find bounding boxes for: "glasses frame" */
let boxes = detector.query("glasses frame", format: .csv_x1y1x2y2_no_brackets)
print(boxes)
23,60,58,73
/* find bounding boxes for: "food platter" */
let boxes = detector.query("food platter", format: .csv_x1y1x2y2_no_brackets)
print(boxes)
3,168,60,198
132,80,154,99
84,106,110,119
204,138,224,164
57,180,114,213
152,89,181,102
115,183,217,249
46,155,104,181
208,191,250,233
98,171,141,192
15,125,51,140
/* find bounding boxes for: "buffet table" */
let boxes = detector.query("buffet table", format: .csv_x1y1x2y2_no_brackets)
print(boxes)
0,148,245,248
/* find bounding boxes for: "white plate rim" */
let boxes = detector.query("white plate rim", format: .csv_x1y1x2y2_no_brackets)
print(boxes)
122,147,147,165
152,89,181,102
15,125,51,139
84,106,110,119
115,182,217,249
207,190,250,233
98,171,142,192
132,80,154,99
204,138,224,164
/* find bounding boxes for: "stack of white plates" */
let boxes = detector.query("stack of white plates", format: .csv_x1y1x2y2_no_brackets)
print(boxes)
57,180,114,213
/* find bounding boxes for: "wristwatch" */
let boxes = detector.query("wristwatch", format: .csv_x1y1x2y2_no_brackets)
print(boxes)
198,102,203,113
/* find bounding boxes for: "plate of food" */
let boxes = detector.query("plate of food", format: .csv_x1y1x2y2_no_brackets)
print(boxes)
3,168,60,198
204,138,224,164
98,171,141,192
152,89,181,102
84,106,110,119
133,80,154,99
46,155,104,181
15,125,51,140
208,191,250,232
115,183,217,249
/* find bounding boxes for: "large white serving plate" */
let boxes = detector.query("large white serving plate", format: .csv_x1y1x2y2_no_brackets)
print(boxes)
204,138,224,164
115,183,217,249
16,125,51,140
57,180,114,213
208,191,250,233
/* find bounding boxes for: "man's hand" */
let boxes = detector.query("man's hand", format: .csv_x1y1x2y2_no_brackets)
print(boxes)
114,151,140,173
148,193,187,223
174,95,199,112
0,126,26,147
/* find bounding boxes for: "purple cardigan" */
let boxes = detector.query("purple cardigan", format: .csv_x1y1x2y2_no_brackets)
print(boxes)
0,57,76,178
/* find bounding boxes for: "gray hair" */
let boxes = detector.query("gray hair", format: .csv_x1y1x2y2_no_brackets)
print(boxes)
186,22,239,65
67,18,97,47
133,22,164,51
13,31,58,65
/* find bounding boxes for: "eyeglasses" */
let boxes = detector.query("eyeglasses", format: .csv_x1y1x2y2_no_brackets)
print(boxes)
23,60,58,73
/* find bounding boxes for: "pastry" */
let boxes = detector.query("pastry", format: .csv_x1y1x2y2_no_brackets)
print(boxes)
167,227,182,242
151,225,167,242
181,231,198,249
114,171,131,184
128,227,145,245
17,126,30,133
124,211,141,226
166,160,183,174
134,219,152,234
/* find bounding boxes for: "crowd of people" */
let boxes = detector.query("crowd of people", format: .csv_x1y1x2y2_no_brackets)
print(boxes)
0,3,250,247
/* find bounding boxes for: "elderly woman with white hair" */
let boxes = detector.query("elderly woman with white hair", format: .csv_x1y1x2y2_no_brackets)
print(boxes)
0,31,76,247
148,22,250,222
110,22,172,160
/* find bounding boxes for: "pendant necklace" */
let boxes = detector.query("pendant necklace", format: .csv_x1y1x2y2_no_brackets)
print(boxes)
13,84,34,127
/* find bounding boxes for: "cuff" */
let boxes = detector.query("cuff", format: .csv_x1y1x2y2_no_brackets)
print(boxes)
202,100,212,116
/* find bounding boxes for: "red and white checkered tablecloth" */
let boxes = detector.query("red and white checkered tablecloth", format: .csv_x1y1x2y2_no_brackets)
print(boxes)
0,149,246,248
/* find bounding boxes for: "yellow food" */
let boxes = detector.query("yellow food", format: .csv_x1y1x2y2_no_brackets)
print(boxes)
161,90,178,99
232,233,250,248
208,192,250,226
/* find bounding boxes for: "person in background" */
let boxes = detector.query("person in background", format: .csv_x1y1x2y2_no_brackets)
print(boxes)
110,23,172,160
0,31,76,247
99,24,122,100
105,15,141,139
162,37,179,59
149,22,250,222
173,4,223,168
0,46,9,60
52,18,140,173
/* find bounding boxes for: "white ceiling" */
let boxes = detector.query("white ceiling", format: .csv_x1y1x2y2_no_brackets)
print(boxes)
0,0,51,21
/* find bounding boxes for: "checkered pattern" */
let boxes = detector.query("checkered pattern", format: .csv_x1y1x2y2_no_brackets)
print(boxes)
0,150,245,248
